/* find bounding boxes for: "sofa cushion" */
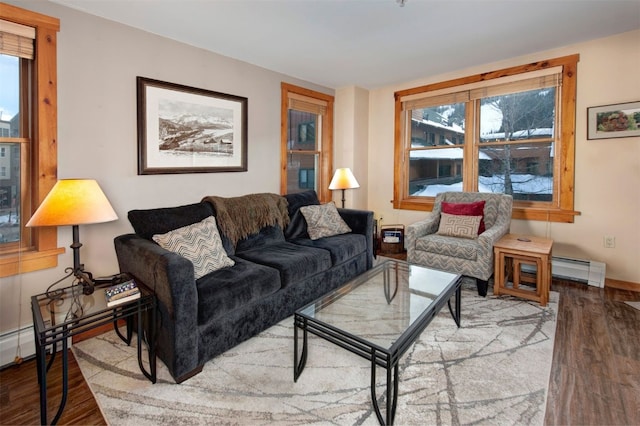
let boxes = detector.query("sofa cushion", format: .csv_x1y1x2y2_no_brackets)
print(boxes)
283,190,320,240
289,233,366,265
237,242,332,288
300,202,352,240
152,216,234,279
195,257,281,323
235,225,286,254
437,212,481,239
128,202,214,241
441,200,486,234
415,234,479,261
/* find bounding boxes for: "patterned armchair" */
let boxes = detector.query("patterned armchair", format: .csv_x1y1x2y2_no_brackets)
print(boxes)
406,192,513,296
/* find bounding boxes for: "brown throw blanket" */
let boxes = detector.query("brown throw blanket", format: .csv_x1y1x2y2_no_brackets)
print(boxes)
202,193,290,247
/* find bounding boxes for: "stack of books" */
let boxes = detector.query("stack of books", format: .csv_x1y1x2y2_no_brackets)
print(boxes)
105,279,140,307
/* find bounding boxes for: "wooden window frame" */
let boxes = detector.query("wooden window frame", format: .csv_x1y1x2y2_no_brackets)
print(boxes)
393,54,580,223
280,83,334,202
0,3,62,278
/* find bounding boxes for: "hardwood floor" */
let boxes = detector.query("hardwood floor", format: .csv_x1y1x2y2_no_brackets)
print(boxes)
0,350,105,425
545,281,640,425
1,280,638,425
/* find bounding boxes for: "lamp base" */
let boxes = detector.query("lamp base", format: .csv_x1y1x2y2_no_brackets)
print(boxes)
45,267,123,300
45,224,118,297
74,268,95,295
74,268,123,294
68,224,100,294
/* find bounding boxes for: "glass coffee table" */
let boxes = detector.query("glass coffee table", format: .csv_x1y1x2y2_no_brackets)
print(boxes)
293,259,462,425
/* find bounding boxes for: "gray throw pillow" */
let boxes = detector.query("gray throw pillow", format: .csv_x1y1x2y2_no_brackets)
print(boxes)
300,202,352,240
153,216,234,279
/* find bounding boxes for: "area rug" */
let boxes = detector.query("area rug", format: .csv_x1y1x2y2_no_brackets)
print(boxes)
73,281,558,425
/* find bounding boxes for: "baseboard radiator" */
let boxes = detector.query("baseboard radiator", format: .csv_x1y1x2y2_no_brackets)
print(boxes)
522,256,606,288
0,325,35,368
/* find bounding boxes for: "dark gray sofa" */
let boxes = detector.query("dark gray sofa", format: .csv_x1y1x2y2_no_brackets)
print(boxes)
113,190,373,383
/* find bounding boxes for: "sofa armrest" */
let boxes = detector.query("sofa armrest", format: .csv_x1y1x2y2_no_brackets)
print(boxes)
406,213,439,253
113,234,200,379
338,208,374,269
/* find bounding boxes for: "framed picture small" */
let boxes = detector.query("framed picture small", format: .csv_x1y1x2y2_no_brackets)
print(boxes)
587,101,640,140
137,77,248,174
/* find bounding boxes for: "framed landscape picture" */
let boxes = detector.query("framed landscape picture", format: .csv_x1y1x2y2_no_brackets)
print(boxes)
587,101,640,140
137,77,248,174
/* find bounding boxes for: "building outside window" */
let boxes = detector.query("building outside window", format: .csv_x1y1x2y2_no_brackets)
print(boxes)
298,168,315,190
0,51,29,245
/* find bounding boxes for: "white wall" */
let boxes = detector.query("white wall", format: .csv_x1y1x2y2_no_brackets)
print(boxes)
334,86,369,209
367,30,640,284
0,0,332,358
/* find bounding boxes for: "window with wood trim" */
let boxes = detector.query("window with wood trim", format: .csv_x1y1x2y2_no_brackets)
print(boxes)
280,83,334,201
394,55,580,222
0,4,62,278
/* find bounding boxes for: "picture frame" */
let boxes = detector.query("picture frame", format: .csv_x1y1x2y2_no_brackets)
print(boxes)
137,77,248,174
587,101,640,140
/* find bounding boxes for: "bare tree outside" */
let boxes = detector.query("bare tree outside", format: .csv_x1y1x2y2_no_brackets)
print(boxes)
480,88,555,200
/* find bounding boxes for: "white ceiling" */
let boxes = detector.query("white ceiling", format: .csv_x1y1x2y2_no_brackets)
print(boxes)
50,0,640,89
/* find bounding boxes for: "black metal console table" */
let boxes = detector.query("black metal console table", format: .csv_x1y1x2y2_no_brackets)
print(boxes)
31,280,156,425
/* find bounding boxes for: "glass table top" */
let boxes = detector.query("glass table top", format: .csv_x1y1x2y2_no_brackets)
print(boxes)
32,281,151,338
297,260,460,351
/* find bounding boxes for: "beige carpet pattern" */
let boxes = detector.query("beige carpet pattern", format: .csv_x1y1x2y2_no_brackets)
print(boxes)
73,282,558,425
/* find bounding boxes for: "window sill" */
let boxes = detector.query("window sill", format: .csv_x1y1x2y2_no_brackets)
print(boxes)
394,198,580,223
512,207,580,223
0,247,65,278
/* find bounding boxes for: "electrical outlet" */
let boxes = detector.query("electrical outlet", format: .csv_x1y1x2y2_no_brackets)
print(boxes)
604,236,615,248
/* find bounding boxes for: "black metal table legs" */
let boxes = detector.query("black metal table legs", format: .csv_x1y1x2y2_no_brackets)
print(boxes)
35,326,69,425
136,302,157,383
447,281,462,328
34,299,156,425
370,349,399,425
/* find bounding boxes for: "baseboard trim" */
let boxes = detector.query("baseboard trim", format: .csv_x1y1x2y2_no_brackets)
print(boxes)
605,278,640,292
1,320,122,369
0,325,35,368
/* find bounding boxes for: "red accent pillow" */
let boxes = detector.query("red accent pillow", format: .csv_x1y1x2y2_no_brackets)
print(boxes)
441,200,486,234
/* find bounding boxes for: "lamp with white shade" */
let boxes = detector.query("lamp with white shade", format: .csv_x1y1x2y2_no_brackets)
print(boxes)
26,179,118,295
328,168,360,208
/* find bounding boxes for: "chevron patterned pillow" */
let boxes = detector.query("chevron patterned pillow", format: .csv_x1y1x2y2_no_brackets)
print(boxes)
437,212,481,239
153,216,234,279
300,202,352,240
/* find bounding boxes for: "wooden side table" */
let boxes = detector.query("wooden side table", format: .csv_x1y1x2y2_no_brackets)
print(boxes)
493,234,553,306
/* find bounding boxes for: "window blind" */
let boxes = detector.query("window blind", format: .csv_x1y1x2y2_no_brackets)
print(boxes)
288,92,327,115
403,91,470,111
0,19,35,59
401,66,562,111
469,74,561,100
